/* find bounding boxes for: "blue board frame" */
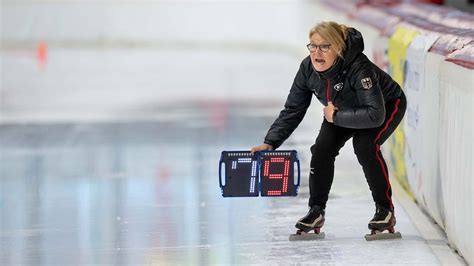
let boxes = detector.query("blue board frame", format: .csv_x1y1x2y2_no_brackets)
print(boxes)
219,150,300,197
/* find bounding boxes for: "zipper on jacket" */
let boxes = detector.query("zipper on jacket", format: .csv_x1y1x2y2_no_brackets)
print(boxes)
325,79,331,104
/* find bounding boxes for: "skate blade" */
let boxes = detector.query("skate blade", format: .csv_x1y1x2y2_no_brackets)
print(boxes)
364,231,402,241
289,232,325,241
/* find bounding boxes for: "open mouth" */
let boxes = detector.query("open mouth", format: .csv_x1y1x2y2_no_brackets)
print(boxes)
315,59,326,64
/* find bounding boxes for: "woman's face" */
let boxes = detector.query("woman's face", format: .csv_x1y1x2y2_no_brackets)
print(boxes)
309,33,338,72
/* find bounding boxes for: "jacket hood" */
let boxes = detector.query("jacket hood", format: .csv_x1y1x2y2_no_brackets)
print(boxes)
342,27,365,68
316,27,364,80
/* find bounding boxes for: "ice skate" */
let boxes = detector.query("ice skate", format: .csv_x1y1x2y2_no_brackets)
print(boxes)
289,205,325,241
365,205,402,241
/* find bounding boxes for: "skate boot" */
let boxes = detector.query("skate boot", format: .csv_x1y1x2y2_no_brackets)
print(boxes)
289,205,325,241
365,205,402,241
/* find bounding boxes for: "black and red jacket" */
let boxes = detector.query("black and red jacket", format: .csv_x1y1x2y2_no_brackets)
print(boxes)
264,27,403,149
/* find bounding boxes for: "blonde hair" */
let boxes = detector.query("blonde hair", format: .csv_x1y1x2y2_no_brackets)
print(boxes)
309,21,349,58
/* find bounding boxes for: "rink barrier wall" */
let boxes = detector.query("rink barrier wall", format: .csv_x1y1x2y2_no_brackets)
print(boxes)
321,1,473,264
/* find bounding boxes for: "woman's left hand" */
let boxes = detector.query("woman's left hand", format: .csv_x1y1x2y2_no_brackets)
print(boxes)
324,102,338,123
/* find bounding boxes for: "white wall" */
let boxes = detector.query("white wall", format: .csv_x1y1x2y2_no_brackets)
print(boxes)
339,4,473,264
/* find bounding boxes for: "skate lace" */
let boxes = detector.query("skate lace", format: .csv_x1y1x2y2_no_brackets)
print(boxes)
310,206,323,214
374,207,389,220
307,207,325,220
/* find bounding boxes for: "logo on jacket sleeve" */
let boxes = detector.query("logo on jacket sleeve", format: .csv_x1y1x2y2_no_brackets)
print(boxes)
361,77,373,89
333,83,344,91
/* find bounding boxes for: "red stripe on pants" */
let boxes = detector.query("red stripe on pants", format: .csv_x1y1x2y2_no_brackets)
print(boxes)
373,98,401,210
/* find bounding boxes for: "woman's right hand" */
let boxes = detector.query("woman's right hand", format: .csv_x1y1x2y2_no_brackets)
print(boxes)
250,144,273,155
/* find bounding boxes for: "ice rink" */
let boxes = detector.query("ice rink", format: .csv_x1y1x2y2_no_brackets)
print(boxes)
0,1,469,265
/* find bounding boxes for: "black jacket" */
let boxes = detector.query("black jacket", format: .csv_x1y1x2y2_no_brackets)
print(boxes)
264,28,403,149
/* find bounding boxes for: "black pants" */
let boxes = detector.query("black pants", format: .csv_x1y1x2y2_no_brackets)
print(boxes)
308,92,407,210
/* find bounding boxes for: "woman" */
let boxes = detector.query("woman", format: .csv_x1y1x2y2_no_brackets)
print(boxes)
250,21,406,235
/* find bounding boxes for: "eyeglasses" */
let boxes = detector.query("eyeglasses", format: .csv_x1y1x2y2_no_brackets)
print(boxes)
306,43,331,52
